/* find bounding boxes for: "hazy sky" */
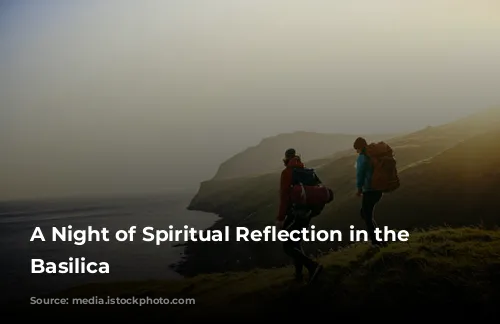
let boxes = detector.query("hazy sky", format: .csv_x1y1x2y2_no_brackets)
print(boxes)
1,0,500,200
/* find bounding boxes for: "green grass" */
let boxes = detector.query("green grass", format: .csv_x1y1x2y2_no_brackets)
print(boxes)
15,227,500,320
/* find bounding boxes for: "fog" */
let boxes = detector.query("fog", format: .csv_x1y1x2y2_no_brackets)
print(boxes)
1,0,500,200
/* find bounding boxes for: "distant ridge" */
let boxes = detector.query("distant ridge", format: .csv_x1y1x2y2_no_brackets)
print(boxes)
211,131,398,180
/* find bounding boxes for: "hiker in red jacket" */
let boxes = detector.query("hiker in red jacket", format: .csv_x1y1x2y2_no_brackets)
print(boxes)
277,148,323,283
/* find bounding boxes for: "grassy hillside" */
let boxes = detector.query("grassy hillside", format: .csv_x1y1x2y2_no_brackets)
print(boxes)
189,108,500,214
211,131,397,180
328,128,500,231
10,227,500,320
180,108,500,275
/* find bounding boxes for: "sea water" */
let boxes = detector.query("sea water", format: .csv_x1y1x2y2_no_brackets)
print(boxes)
0,192,220,304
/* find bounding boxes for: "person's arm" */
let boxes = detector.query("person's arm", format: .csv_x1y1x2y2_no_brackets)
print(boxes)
277,168,292,221
356,154,367,193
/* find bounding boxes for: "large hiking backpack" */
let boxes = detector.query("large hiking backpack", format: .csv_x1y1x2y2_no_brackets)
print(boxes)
365,141,400,193
289,168,334,210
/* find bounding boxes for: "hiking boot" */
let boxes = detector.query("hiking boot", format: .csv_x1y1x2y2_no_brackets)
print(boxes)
308,264,323,284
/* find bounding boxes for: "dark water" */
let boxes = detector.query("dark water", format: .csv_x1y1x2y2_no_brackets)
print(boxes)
0,192,220,304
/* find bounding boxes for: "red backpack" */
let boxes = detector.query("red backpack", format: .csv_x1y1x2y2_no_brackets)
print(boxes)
289,168,334,209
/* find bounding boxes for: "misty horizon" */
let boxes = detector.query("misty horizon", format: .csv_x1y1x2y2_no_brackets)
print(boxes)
2,0,500,200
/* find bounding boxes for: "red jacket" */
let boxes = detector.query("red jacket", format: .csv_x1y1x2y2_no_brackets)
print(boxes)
277,157,304,221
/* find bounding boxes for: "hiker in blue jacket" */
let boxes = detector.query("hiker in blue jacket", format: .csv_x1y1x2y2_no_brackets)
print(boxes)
353,137,386,247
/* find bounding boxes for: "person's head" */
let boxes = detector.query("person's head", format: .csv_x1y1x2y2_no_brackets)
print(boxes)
353,137,367,153
283,148,298,166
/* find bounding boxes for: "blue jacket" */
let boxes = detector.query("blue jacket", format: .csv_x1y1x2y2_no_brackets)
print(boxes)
356,152,373,192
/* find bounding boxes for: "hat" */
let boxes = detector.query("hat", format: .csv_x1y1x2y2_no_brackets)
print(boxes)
285,148,296,158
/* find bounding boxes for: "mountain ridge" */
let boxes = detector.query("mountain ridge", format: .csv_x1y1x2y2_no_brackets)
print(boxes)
178,107,500,276
211,131,399,180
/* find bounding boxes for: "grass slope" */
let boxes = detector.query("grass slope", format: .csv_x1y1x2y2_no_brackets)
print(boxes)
188,108,500,216
180,109,500,275
11,227,500,320
327,128,500,231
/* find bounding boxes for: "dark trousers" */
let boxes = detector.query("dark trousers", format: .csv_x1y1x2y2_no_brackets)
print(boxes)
360,191,383,244
283,208,318,275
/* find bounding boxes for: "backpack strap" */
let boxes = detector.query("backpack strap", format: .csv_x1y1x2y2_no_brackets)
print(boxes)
300,183,306,204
